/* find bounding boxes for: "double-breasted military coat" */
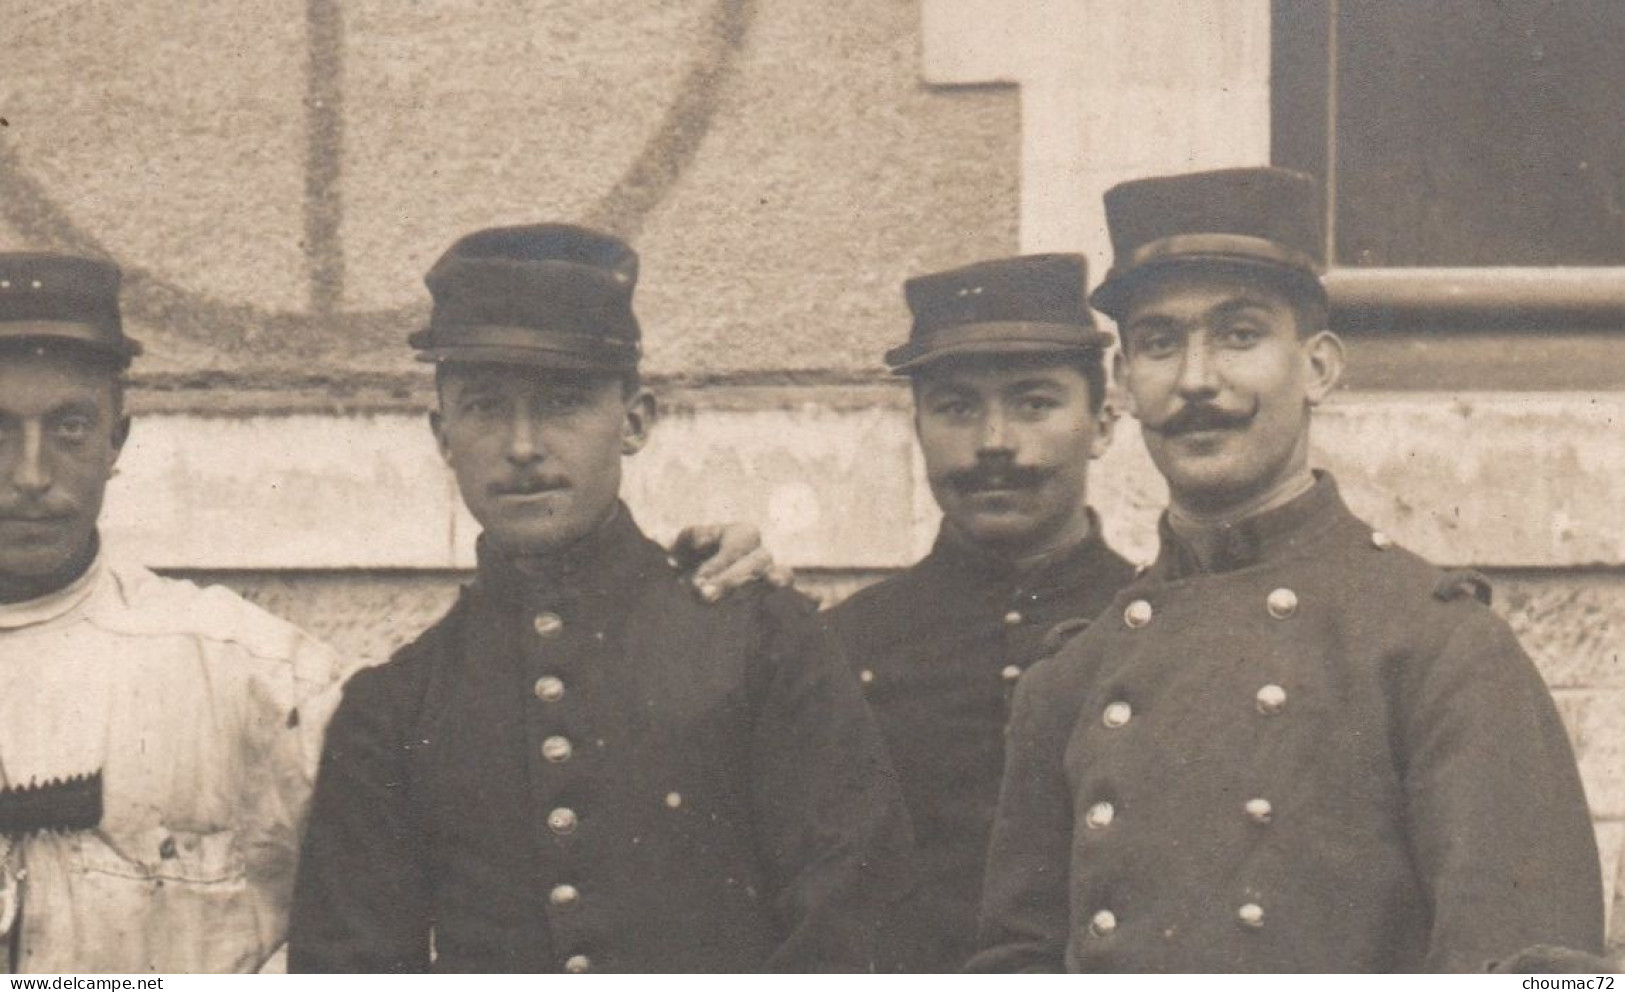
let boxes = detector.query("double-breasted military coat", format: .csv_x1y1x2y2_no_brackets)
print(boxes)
971,476,1602,973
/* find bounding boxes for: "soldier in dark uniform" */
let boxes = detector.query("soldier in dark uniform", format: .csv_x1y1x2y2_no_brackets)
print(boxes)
971,168,1603,973
830,255,1135,972
288,225,915,973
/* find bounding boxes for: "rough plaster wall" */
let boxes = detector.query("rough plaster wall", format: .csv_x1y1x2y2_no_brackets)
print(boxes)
0,0,1017,384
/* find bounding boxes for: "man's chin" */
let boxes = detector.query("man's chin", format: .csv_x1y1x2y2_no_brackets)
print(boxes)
1160,462,1267,513
0,552,73,579
0,540,94,600
480,498,621,558
488,522,587,557
951,511,1045,549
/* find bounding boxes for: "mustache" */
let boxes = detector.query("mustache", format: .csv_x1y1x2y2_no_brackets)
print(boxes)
487,474,570,497
947,463,1055,494
1147,400,1257,437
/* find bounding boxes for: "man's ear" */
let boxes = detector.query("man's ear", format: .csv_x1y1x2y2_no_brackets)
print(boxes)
1111,349,1139,418
1088,398,1116,460
1302,330,1346,406
429,410,451,463
621,388,656,455
105,414,131,477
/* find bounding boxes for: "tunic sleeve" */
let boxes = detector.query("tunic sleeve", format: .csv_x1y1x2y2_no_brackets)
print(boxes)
239,633,350,972
967,665,1076,973
288,663,435,973
746,590,918,972
1398,608,1604,971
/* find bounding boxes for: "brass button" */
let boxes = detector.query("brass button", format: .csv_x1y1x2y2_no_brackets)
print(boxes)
1084,801,1115,829
534,676,565,702
1102,700,1132,729
548,807,579,835
665,791,682,809
1090,909,1118,936
1371,530,1393,550
564,954,591,973
858,669,875,685
1238,902,1265,928
1001,664,1023,682
1255,684,1287,715
1245,797,1273,824
1003,610,1023,626
533,612,564,637
549,883,579,907
542,736,573,763
1123,600,1153,628
1266,588,1298,620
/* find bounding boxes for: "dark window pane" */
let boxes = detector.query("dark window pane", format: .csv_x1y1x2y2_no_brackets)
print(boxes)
1275,0,1625,267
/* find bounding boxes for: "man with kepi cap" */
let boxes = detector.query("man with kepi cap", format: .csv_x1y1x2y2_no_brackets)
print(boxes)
0,253,346,972
970,167,1601,972
289,224,915,973
829,253,1134,971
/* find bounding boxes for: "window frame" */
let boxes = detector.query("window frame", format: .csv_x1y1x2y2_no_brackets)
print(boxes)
1270,0,1625,333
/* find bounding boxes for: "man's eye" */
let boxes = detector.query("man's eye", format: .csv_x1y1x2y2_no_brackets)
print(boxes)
542,392,591,413
1134,333,1180,358
1016,396,1060,414
932,399,973,418
461,397,504,416
52,417,95,440
1216,324,1264,346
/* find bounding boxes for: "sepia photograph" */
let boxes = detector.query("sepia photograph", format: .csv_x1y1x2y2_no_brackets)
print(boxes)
0,0,1621,977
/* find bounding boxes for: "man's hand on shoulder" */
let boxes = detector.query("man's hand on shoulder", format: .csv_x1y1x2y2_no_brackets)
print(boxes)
668,523,795,603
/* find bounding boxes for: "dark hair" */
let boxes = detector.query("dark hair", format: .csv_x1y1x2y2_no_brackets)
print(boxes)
1290,292,1330,338
1069,353,1108,414
909,350,1108,414
0,340,126,416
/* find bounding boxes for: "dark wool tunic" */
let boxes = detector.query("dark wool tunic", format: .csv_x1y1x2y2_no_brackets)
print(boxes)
289,506,915,973
829,515,1135,972
970,475,1602,973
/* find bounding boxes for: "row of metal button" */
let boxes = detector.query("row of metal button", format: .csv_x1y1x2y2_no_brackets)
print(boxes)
1099,683,1287,730
1123,588,1302,630
1089,901,1266,937
532,611,589,972
1083,796,1272,832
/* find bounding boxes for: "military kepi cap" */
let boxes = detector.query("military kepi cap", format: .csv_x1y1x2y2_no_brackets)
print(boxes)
886,253,1112,374
0,253,139,366
410,223,641,371
1090,167,1326,321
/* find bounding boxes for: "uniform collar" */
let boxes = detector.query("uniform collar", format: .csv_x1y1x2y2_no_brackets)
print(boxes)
473,501,666,610
0,539,105,631
1154,471,1346,579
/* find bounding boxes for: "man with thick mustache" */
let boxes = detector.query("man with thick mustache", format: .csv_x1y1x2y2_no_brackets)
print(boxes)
970,168,1602,972
289,224,914,973
829,254,1134,972
0,253,346,973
